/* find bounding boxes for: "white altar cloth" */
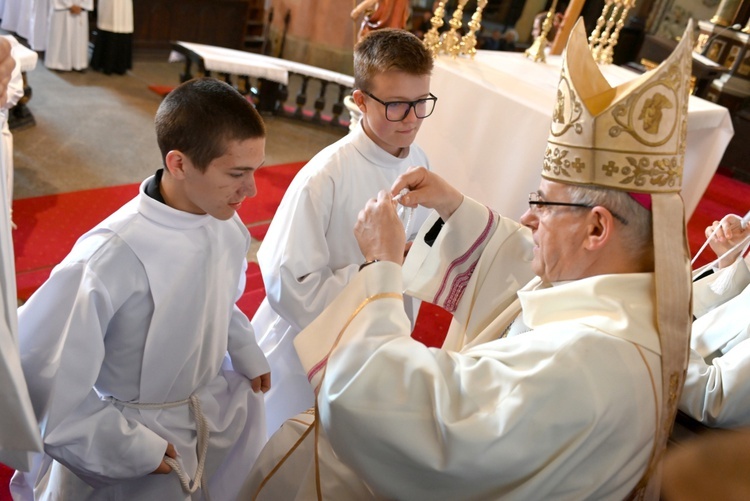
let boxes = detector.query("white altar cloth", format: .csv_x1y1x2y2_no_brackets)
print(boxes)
13,42,37,73
418,50,735,219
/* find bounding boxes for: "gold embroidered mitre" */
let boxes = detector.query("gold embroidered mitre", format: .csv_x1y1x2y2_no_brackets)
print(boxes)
543,18,693,194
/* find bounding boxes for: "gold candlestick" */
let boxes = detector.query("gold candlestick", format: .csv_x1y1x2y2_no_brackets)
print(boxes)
423,2,447,57
525,0,558,63
601,0,634,64
441,0,470,58
589,0,612,60
460,0,488,59
590,0,631,64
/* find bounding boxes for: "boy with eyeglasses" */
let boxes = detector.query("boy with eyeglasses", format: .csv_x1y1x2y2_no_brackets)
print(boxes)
251,28,436,436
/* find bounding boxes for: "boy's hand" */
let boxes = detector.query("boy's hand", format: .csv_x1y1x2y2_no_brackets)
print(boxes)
355,190,406,265
151,443,177,474
706,214,749,268
70,5,83,14
251,372,271,393
391,166,463,221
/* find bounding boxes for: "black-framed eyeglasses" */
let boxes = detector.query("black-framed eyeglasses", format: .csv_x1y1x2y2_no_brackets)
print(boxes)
362,91,438,122
528,192,629,225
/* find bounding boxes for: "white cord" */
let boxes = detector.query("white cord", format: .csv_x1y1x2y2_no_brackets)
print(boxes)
393,188,414,237
109,395,211,500
691,210,750,280
691,211,749,266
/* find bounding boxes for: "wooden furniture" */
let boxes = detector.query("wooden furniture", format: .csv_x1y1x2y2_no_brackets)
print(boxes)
243,0,266,53
133,0,258,52
627,34,730,99
8,43,39,131
717,105,750,183
698,20,750,113
170,41,354,128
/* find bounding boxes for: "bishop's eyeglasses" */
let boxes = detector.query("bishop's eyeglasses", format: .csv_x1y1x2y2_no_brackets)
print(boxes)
528,192,629,225
362,91,438,122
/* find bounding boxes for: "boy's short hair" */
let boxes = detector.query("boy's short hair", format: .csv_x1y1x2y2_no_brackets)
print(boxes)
353,28,434,92
155,77,266,171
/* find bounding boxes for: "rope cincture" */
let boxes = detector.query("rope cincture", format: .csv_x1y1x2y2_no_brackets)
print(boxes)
108,394,212,501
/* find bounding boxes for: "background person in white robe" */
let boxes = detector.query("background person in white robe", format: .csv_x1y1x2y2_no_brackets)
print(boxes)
0,35,44,475
90,0,133,75
2,35,26,229
0,0,22,34
27,0,51,52
680,213,750,427
44,0,93,72
251,28,435,437
247,19,694,500
11,77,271,500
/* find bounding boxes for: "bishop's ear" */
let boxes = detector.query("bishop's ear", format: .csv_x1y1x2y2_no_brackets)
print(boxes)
584,206,615,250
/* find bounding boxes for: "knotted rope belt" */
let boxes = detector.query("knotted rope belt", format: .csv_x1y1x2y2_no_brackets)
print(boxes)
108,394,211,500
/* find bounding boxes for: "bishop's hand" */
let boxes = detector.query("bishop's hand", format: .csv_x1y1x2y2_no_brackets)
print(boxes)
391,166,464,221
355,190,406,266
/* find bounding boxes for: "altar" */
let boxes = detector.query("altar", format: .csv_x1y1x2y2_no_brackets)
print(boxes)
417,50,735,220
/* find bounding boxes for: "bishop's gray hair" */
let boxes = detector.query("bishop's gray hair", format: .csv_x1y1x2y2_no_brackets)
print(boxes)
566,184,654,264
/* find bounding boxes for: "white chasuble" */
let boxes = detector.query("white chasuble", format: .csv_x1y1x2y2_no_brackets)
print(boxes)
248,196,663,500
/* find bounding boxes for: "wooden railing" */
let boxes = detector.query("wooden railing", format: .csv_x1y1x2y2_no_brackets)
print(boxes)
170,42,353,129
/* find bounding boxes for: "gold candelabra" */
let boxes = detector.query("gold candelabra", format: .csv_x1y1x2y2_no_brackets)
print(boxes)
589,0,634,64
423,1,447,57
441,0,470,58
460,0,488,59
422,0,490,60
525,0,558,63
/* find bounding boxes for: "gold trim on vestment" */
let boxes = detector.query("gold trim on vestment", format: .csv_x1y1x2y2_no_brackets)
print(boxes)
623,343,660,499
252,412,315,500
252,291,403,500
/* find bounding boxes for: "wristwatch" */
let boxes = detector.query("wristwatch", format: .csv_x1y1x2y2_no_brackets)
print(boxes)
359,259,379,271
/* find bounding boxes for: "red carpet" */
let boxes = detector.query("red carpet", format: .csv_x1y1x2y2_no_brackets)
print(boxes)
0,467,9,501
687,172,750,268
3,170,749,497
147,84,175,97
12,162,305,301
